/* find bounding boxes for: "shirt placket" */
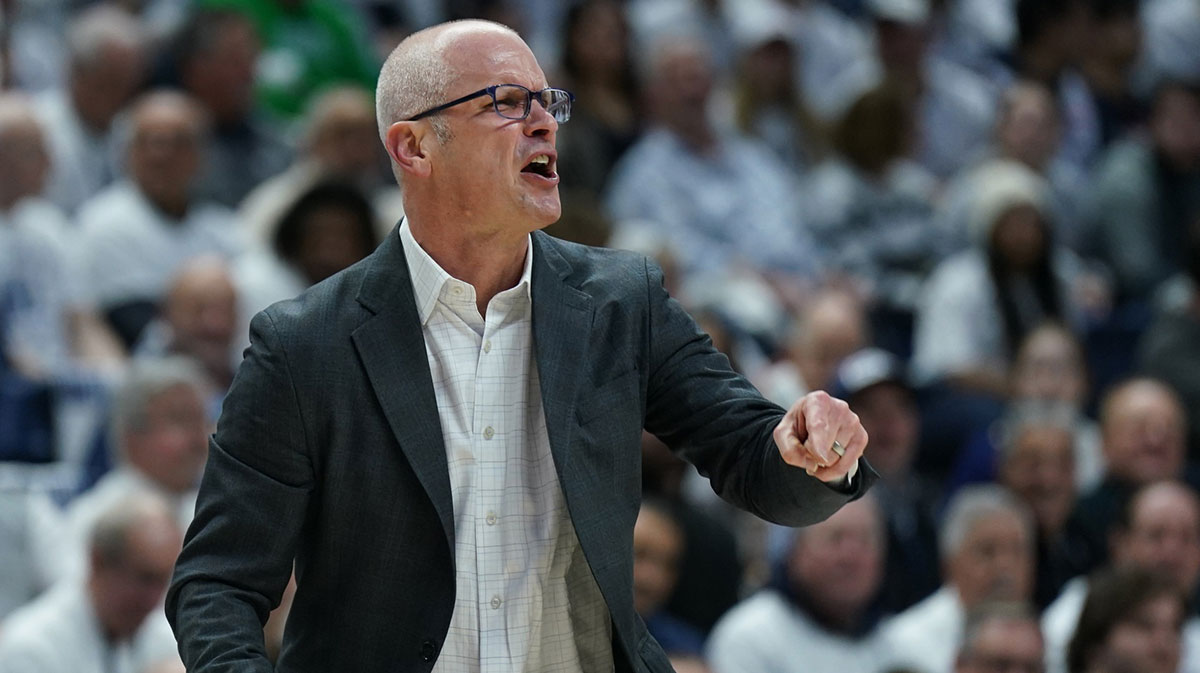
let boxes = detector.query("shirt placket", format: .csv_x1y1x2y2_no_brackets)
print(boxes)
475,301,510,670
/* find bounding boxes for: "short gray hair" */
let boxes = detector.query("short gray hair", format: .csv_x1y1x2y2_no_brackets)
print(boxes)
940,485,1034,561
375,20,519,150
996,400,1080,463
89,489,177,566
66,4,145,70
110,356,211,457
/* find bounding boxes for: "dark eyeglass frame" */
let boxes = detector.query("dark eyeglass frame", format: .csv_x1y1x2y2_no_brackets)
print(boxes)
406,83,575,123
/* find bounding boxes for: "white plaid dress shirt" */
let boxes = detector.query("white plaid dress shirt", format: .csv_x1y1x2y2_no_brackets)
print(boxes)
400,222,613,672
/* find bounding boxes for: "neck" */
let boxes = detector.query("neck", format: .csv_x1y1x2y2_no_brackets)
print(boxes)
409,216,528,316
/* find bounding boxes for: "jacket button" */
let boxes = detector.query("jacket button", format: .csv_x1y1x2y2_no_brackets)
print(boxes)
420,640,438,662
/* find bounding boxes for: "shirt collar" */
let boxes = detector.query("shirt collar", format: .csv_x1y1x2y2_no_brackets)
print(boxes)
398,219,534,326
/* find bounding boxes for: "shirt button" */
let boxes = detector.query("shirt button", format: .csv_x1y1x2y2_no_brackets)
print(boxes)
420,639,438,661
451,284,463,296
482,339,491,353
490,595,502,609
483,426,494,440
485,511,497,526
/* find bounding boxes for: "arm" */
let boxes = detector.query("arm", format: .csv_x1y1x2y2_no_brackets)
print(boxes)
641,259,871,527
166,310,313,672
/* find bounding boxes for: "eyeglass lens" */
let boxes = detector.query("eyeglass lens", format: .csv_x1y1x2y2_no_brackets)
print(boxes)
494,85,572,123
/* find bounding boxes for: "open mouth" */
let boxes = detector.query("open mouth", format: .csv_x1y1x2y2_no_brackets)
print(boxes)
521,154,557,179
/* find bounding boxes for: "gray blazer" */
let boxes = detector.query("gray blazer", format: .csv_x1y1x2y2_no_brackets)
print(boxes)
166,229,874,672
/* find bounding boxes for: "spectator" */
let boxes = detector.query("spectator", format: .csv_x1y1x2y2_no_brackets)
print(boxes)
1044,480,1200,673
633,499,705,657
1076,0,1146,147
135,257,239,395
955,602,1046,673
1066,567,1186,673
1082,80,1200,303
605,34,821,288
233,179,379,355
706,495,892,673
1139,211,1200,458
995,402,1088,608
34,4,147,215
0,491,183,673
1064,377,1189,573
239,85,402,245
554,0,640,197
832,347,941,614
172,8,292,207
802,82,943,354
77,90,243,348
62,357,211,579
199,0,378,120
912,160,1096,398
882,485,1035,673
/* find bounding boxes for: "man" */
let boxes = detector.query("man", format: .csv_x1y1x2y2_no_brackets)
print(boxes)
0,492,183,673
883,485,1036,673
77,90,243,348
62,357,211,579
954,602,1045,673
1043,480,1200,673
706,495,891,673
167,19,872,673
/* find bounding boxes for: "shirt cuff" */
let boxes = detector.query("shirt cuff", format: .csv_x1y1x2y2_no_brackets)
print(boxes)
827,459,860,492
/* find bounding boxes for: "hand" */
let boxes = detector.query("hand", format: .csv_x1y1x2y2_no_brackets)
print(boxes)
772,390,867,483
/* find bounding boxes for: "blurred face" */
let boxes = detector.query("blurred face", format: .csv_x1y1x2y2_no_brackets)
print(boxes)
1151,87,1200,172
165,267,237,375
1102,382,1186,484
185,19,259,122
742,39,794,100
91,518,181,641
73,42,145,130
876,20,927,76
424,30,561,233
293,204,375,284
796,295,866,392
1097,594,1183,673
650,43,714,139
128,101,204,209
788,498,884,621
0,118,50,205
1000,426,1076,537
1011,327,1087,407
124,384,210,493
948,511,1033,609
956,617,1045,673
1114,485,1200,594
569,1,627,79
998,85,1061,170
1089,11,1142,72
990,205,1047,271
851,383,918,479
632,507,683,616
312,105,385,178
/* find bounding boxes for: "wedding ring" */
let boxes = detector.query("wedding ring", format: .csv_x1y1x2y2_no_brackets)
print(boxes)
831,440,845,457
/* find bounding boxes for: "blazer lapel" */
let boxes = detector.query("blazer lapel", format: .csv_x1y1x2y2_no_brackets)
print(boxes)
351,232,455,550
531,232,594,479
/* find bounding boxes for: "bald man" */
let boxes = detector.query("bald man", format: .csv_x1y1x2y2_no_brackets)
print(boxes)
167,20,874,673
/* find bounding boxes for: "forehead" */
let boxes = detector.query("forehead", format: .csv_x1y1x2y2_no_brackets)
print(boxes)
442,29,547,92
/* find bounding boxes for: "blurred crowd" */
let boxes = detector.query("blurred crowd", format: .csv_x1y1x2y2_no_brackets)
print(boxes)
1,0,1200,671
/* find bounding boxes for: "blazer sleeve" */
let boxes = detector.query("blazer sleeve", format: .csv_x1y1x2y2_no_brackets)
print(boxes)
640,258,872,526
165,309,314,672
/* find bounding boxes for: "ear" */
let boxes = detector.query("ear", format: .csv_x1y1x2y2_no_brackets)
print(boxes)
385,121,433,179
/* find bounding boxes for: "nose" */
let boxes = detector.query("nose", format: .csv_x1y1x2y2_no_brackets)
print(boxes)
524,96,558,138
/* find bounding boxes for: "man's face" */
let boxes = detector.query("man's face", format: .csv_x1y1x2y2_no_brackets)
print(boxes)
75,42,145,129
124,384,210,493
948,511,1033,609
128,103,203,207
1103,383,1186,484
1011,327,1086,407
788,498,884,619
166,268,237,372
424,31,561,234
999,426,1076,537
1115,486,1200,594
956,617,1044,673
0,119,50,203
632,507,683,616
91,519,181,641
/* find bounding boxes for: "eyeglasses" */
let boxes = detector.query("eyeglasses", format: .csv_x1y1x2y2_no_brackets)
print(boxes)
407,84,575,123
